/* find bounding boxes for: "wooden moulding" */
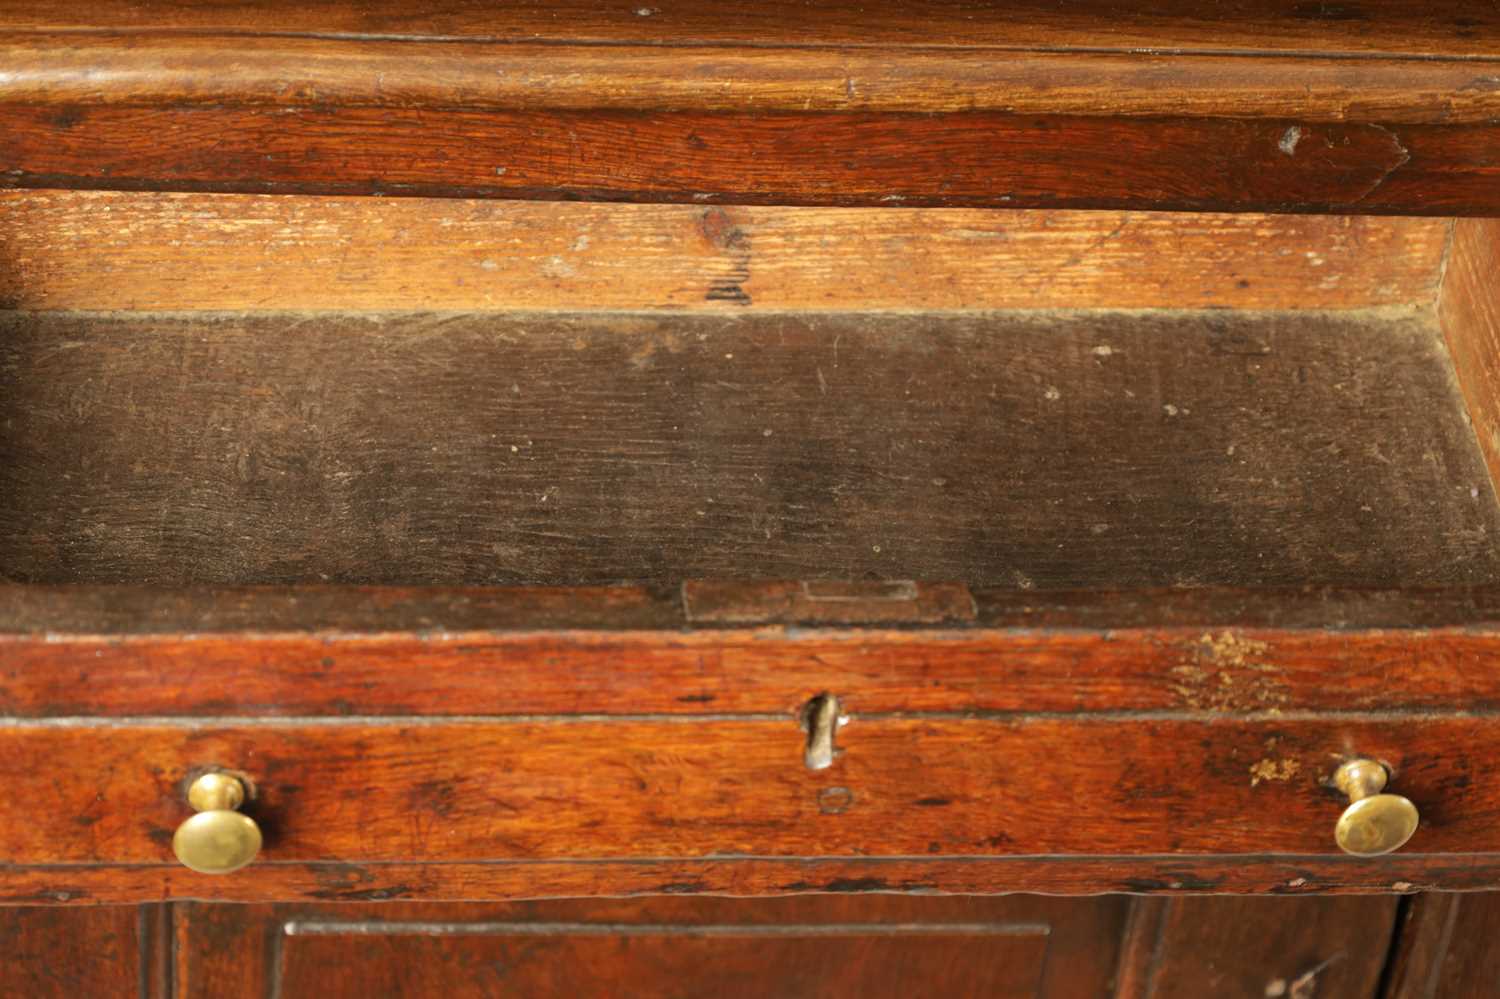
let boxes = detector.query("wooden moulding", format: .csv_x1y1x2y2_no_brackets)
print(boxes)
4,857,1496,905
6,584,1500,718
2,0,1499,121
0,1,1496,213
0,191,1452,312
4,0,1498,57
2,36,1499,124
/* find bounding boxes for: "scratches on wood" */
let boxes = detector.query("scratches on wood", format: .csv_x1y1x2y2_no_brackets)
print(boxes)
1438,219,1500,506
2,107,1493,215
0,715,1491,865
0,191,1450,313
4,310,1495,589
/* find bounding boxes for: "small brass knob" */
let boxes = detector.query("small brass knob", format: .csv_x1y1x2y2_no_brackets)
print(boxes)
172,773,262,874
1333,759,1419,857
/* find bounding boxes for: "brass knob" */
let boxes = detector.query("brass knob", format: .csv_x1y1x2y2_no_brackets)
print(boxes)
172,773,262,874
1333,759,1419,857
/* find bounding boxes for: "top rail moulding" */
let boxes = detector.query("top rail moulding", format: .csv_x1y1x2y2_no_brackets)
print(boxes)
0,0,1498,213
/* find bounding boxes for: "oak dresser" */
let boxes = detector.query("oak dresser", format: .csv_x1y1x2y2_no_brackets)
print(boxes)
2,1,1500,994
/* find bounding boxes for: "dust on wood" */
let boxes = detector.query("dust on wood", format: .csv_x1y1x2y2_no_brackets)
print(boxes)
3,309,1498,588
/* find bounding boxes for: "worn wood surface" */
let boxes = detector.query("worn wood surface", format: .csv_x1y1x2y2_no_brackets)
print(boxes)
0,856,1486,905
18,582,1500,635
0,715,1490,866
1383,894,1462,998
1439,219,1500,507
5,0,1498,56
172,896,1128,998
4,36,1500,124
1382,892,1500,997
4,107,1494,214
12,585,1500,718
4,1,1493,212
1118,896,1399,998
0,895,1433,994
0,192,1450,313
4,310,1495,588
0,904,166,998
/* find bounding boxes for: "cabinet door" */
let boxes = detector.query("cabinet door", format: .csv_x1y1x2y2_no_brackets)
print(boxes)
173,896,1129,998
0,905,169,999
1383,893,1500,998
0,894,1407,998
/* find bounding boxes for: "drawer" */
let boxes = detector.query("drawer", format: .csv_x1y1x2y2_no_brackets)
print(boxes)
2,192,1499,902
0,715,1492,865
5,578,1500,904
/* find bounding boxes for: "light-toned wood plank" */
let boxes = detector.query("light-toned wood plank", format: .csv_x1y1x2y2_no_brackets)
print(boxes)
0,191,1449,312
1440,219,1500,503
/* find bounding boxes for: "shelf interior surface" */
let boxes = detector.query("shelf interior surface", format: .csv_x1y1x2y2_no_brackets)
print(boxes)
2,307,1495,590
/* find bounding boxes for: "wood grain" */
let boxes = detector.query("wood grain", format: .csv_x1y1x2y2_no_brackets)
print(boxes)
3,0,1497,58
174,896,1130,999
1382,894,1461,998
2,107,1494,215
4,310,1495,589
1439,219,1500,506
0,905,163,998
4,36,1499,124
14,586,1500,718
276,915,1045,996
1382,893,1500,998
0,716,1491,865
4,0,1494,212
0,856,1493,905
17,582,1500,635
1125,896,1398,998
0,191,1450,313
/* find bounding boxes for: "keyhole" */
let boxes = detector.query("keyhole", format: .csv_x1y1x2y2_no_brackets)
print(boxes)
801,693,844,770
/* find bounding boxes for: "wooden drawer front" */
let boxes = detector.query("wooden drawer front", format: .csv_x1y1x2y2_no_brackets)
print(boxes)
0,716,1483,865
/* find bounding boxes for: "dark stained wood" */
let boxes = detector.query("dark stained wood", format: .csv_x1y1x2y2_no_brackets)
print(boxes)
0,905,166,998
1439,219,1500,505
18,582,1500,636
1123,896,1399,998
172,901,270,999
3,0,1497,59
4,107,1494,215
1383,894,1460,998
0,192,1450,314
1382,893,1500,998
4,310,1495,589
0,856,1488,905
4,1,1494,213
0,716,1490,868
174,896,1128,998
13,586,1500,718
1113,898,1170,997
